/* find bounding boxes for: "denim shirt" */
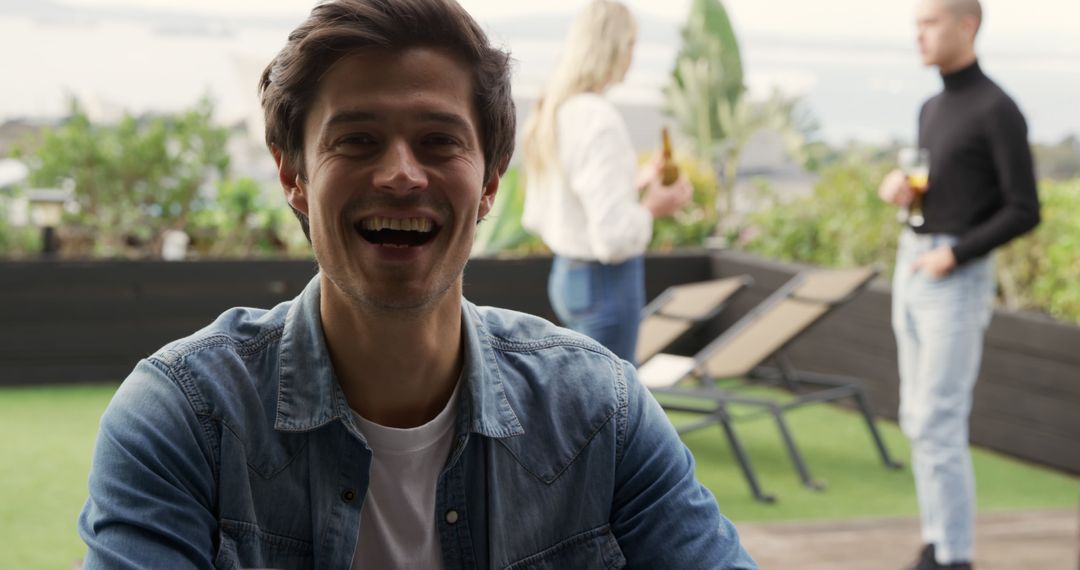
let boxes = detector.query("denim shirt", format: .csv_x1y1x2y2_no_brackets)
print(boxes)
79,275,757,570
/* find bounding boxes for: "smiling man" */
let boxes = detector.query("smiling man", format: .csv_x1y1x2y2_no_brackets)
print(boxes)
76,1,756,568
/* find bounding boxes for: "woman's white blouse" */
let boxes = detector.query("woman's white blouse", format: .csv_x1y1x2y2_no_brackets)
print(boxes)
522,93,652,264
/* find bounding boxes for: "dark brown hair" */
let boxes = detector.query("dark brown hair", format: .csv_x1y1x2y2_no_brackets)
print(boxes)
258,0,516,238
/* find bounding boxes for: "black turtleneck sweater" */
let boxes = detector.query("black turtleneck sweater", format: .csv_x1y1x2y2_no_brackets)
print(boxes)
917,60,1041,264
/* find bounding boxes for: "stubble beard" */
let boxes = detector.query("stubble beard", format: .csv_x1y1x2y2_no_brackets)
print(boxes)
314,238,471,320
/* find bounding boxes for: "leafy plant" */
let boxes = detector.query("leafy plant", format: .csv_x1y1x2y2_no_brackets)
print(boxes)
711,91,817,225
650,155,720,250
738,158,1080,325
186,177,310,258
0,188,40,256
9,97,317,260
472,167,547,257
996,178,1080,319
664,0,744,155
663,0,815,233
15,96,229,257
739,157,895,269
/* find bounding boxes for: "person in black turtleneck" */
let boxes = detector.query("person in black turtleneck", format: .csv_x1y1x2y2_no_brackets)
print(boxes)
878,1,1040,569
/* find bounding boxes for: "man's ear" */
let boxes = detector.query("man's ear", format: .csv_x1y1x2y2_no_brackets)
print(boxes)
477,170,501,221
961,14,980,43
272,145,309,216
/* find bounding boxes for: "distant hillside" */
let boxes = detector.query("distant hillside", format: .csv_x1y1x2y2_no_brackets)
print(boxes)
484,11,680,45
511,96,670,162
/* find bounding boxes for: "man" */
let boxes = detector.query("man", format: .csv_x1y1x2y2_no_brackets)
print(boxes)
77,1,757,568
878,1,1040,568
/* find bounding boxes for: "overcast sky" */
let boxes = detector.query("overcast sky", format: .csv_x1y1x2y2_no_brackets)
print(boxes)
16,0,1077,142
58,0,1080,45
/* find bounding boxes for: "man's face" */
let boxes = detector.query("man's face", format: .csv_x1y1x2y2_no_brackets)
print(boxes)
916,0,973,68
281,47,499,312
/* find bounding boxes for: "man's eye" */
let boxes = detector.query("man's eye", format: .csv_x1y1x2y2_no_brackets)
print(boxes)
338,135,376,147
425,134,459,146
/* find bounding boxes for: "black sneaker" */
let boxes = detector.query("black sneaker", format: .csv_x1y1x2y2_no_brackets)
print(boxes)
927,563,973,570
909,544,935,570
910,545,973,570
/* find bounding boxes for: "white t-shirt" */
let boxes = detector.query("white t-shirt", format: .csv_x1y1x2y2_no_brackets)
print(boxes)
522,92,654,264
350,382,460,570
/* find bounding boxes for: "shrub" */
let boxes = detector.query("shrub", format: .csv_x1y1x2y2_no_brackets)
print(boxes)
996,178,1080,319
0,189,40,256
739,159,1080,324
472,166,547,257
739,158,896,269
650,155,720,250
9,97,313,260
186,177,310,258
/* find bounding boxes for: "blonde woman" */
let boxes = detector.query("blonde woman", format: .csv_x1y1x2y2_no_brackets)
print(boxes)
522,0,691,363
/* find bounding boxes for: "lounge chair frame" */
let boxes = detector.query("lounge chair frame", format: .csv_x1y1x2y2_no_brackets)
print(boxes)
643,268,902,503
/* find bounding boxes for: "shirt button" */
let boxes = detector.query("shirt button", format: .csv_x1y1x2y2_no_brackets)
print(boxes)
341,489,357,503
445,510,459,524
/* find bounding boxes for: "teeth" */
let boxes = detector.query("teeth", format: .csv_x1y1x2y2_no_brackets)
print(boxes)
360,217,434,232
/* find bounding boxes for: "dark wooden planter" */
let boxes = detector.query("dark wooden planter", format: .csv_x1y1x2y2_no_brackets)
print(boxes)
709,249,1080,477
2,250,1076,475
0,252,713,386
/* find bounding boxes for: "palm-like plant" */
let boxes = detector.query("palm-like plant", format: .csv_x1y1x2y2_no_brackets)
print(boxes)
664,0,814,237
713,90,815,223
666,0,744,150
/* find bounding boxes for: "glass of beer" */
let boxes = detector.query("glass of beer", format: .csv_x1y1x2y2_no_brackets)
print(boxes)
897,148,930,227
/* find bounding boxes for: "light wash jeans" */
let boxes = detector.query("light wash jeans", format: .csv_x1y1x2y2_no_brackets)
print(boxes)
892,230,995,564
548,255,645,363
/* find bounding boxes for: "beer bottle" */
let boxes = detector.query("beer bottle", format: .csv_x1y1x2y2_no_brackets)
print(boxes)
660,127,680,185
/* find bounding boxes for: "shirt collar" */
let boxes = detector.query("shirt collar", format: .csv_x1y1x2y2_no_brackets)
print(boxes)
274,274,351,432
942,59,983,92
274,274,523,438
458,300,524,438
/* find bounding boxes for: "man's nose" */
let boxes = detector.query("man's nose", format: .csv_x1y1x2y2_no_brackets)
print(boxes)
373,140,427,193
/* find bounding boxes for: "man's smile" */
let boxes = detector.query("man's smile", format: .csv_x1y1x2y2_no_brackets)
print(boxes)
357,216,441,248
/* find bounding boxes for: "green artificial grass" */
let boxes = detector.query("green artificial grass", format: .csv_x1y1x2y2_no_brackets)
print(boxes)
0,384,116,570
0,384,1076,569
665,387,1079,523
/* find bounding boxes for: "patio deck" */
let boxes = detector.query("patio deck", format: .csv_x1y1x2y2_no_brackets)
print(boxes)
737,508,1078,569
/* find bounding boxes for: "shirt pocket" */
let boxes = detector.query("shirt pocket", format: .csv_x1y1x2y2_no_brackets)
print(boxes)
215,518,314,570
503,524,625,570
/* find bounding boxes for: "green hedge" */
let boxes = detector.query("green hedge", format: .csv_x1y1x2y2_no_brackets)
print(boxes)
996,178,1080,320
739,159,1080,325
0,189,40,256
738,160,896,269
3,98,312,260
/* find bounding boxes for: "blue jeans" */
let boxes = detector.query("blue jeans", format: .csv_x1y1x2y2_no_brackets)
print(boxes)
548,255,644,363
892,230,995,564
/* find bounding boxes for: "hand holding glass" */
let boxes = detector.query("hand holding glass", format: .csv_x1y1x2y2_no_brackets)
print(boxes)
897,148,930,227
